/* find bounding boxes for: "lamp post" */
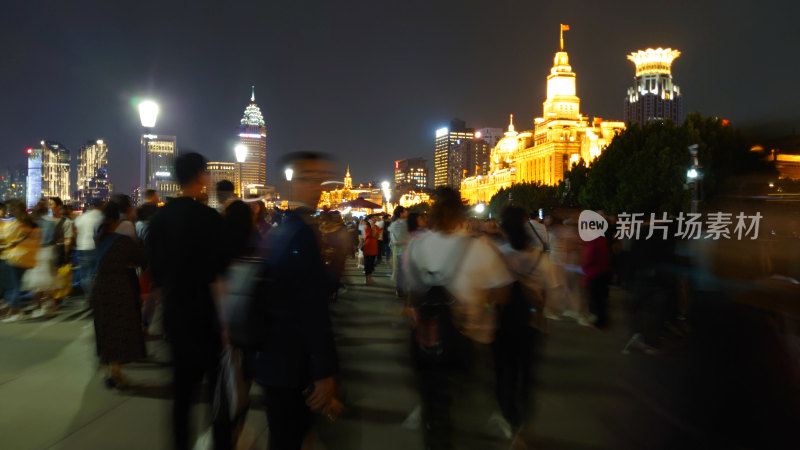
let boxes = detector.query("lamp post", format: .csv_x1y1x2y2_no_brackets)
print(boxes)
687,144,701,215
138,100,159,203
234,144,247,198
381,181,391,213
285,167,294,209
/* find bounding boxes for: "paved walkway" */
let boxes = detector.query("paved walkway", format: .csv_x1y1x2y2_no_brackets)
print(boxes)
0,258,679,449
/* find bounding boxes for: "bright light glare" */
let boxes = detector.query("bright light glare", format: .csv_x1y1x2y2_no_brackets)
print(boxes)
138,100,159,128
284,168,294,181
687,169,698,179
436,127,448,138
234,144,248,163
381,181,390,189
769,182,775,188
475,203,485,213
474,131,482,139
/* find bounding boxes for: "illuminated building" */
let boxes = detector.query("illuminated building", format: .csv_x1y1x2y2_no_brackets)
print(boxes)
433,119,475,188
141,135,179,199
76,139,110,204
477,127,504,149
26,147,42,209
0,167,26,201
318,166,382,210
206,161,237,207
82,168,111,206
461,25,625,205
399,191,431,208
449,138,490,188
624,48,682,124
41,141,71,202
238,86,267,187
394,158,428,194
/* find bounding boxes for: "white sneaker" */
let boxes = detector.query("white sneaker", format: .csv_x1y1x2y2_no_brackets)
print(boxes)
402,405,421,430
31,308,46,319
2,314,23,323
488,411,513,439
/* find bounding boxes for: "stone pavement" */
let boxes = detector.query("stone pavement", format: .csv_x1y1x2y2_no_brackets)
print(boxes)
0,257,683,449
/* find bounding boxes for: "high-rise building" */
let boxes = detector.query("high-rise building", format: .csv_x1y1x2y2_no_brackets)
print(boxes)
461,25,626,205
449,138,490,188
141,134,179,199
77,139,110,204
624,48,682,124
26,146,42,209
476,128,504,150
206,161,237,208
0,167,26,201
394,158,428,193
41,141,71,202
238,86,267,188
434,119,475,188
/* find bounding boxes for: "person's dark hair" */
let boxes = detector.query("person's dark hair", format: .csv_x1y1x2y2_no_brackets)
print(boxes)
429,187,466,232
175,152,207,186
144,189,158,201
501,205,530,251
113,194,132,215
7,199,33,227
277,151,333,169
224,200,254,258
90,198,104,209
95,200,122,245
50,197,63,207
407,212,420,233
216,180,235,193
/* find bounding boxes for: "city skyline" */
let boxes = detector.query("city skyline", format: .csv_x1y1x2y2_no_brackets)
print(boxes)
1,1,798,193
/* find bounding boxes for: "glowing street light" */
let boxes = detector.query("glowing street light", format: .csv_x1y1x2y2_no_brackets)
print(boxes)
138,100,159,128
686,168,698,179
475,203,486,214
285,168,294,181
234,144,247,163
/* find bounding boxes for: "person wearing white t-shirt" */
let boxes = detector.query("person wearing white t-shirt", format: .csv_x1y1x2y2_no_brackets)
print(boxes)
74,200,104,298
404,187,512,448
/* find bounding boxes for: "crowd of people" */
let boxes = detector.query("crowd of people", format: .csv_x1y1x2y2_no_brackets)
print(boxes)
2,150,797,449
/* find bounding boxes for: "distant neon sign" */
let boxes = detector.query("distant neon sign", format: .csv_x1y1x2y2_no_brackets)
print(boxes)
238,133,262,138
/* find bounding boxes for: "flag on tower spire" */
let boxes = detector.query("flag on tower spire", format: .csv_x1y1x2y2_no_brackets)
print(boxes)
560,24,570,51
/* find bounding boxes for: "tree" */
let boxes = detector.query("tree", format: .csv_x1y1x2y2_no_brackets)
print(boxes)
489,182,558,217
406,201,430,215
556,158,590,208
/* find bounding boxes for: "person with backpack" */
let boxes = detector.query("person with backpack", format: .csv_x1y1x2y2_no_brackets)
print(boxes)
494,205,558,438
404,187,513,449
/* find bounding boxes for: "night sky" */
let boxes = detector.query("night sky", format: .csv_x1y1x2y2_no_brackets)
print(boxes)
2,0,799,192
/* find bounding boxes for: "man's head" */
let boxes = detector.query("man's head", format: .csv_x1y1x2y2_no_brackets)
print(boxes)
175,152,209,197
144,189,159,204
216,179,235,204
392,205,407,221
278,152,334,209
429,187,466,232
49,197,63,218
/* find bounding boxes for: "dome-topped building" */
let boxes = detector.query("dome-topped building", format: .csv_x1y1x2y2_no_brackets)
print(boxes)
461,25,625,205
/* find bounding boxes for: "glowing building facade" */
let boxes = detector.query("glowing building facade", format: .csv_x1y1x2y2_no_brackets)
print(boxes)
77,139,110,204
318,166,382,210
624,48,682,124
41,141,71,202
433,119,475,188
394,158,428,194
141,135,179,199
461,26,625,205
238,86,267,188
206,161,237,208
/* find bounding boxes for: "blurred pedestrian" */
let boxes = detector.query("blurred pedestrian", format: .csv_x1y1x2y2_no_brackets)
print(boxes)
147,152,231,450
91,200,146,389
363,217,379,284
1,200,39,321
74,199,104,300
135,189,159,242
388,206,409,296
250,152,339,449
582,211,612,329
215,179,235,213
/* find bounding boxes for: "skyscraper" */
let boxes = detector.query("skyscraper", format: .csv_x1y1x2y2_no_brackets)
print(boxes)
41,140,70,201
433,119,475,188
449,138,490,188
238,86,267,188
394,158,428,194
0,167,26,201
206,161,237,208
624,48,683,124
476,127,504,149
141,134,179,199
77,139,109,203
26,146,42,209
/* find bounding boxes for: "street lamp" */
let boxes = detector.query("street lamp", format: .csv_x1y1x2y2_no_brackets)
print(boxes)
285,168,294,208
381,181,391,213
234,144,247,198
687,144,701,214
138,100,159,203
475,203,486,214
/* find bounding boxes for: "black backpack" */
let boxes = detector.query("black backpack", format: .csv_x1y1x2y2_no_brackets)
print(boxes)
411,237,472,369
222,255,275,350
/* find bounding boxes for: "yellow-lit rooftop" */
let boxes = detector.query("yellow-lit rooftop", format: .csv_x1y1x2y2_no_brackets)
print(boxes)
627,48,681,76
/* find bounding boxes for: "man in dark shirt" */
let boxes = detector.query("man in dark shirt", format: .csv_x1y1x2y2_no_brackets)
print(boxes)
251,152,338,449
146,153,230,450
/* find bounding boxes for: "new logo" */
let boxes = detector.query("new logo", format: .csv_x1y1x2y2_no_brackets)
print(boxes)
578,210,608,241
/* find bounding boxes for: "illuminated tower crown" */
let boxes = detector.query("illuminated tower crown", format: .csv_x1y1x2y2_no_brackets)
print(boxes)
624,48,683,124
344,165,352,189
543,24,580,121
627,48,681,77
